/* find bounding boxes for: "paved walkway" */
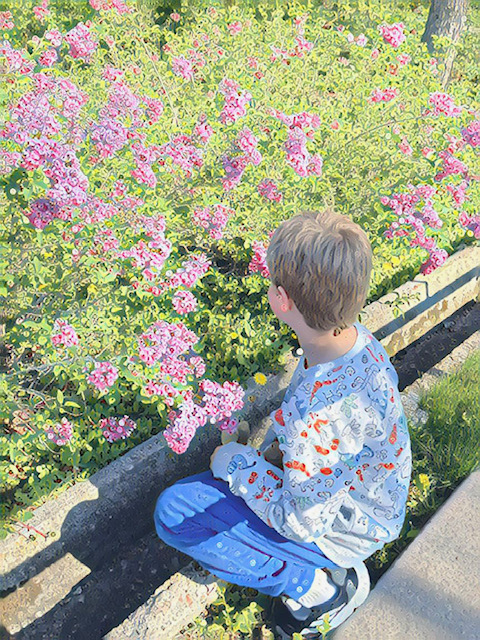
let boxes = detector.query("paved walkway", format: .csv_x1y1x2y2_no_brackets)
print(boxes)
332,468,480,640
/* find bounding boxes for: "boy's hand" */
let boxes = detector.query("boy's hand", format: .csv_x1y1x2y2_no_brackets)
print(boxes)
210,442,249,480
210,445,224,469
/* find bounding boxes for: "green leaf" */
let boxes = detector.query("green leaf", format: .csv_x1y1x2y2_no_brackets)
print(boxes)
81,450,93,463
57,389,64,405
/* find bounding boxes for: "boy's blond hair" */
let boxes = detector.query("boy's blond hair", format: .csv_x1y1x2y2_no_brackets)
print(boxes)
266,209,373,332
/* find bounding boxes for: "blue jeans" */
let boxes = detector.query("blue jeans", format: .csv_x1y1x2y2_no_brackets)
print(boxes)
154,469,341,600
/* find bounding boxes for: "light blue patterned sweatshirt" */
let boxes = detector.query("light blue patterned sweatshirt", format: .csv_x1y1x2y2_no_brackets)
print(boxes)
210,322,413,568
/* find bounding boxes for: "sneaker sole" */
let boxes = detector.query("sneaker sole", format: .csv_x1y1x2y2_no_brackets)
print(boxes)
300,561,371,634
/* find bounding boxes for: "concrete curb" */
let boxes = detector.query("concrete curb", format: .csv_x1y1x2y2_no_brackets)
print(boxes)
104,327,480,640
1,244,479,635
331,468,480,640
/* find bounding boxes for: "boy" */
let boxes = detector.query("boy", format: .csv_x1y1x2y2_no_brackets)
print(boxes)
154,209,412,639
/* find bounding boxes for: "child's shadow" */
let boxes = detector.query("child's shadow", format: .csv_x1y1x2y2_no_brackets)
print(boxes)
1,431,216,640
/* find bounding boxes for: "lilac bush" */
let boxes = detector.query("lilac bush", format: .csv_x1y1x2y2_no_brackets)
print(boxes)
0,0,478,535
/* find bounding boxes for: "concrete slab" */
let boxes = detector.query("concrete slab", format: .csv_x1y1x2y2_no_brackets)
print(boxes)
103,562,219,640
332,469,480,640
0,553,90,635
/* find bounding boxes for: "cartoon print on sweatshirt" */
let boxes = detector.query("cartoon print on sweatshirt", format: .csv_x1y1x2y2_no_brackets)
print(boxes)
227,453,256,475
213,322,413,565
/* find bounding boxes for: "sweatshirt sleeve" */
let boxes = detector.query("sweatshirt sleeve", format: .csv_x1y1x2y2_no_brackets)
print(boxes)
211,385,377,544
210,440,286,529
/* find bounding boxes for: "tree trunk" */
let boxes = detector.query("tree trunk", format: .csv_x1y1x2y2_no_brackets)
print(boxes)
422,0,469,51
421,0,469,88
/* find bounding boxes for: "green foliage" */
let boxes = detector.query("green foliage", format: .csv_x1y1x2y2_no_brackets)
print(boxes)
1,0,479,540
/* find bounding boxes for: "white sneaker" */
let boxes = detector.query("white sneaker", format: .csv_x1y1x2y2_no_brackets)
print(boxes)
298,561,371,637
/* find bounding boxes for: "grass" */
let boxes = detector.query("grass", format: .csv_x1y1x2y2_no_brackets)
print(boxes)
178,346,480,639
413,347,480,491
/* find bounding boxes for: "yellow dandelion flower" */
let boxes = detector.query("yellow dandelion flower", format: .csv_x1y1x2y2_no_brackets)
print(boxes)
254,373,267,385
418,473,430,487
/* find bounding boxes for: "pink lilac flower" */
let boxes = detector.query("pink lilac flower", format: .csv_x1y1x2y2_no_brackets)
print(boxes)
170,11,180,22
100,416,137,443
221,153,249,191
26,198,59,229
272,109,321,131
458,210,480,238
461,120,480,147
90,118,129,158
102,66,124,82
143,96,164,124
163,379,244,454
227,21,243,35
368,87,399,103
446,180,469,206
172,56,195,81
379,22,406,48
0,150,21,174
249,240,270,278
347,32,368,46
156,382,180,405
230,127,262,171
397,53,411,65
445,134,465,154
46,418,74,445
219,77,252,125
33,0,50,22
192,114,214,144
163,399,208,453
131,163,157,188
157,133,204,179
189,355,206,378
434,150,468,181
39,49,58,67
90,0,133,12
51,319,79,348
283,126,322,178
93,228,120,254
258,178,283,202
172,290,198,314
0,41,36,74
198,379,244,426
191,203,234,239
398,136,413,155
100,81,142,124
87,361,119,391
428,92,462,117
382,183,454,275
64,22,98,62
45,29,62,46
166,253,211,290
0,11,14,29
137,319,199,367
419,248,449,275
294,35,314,55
